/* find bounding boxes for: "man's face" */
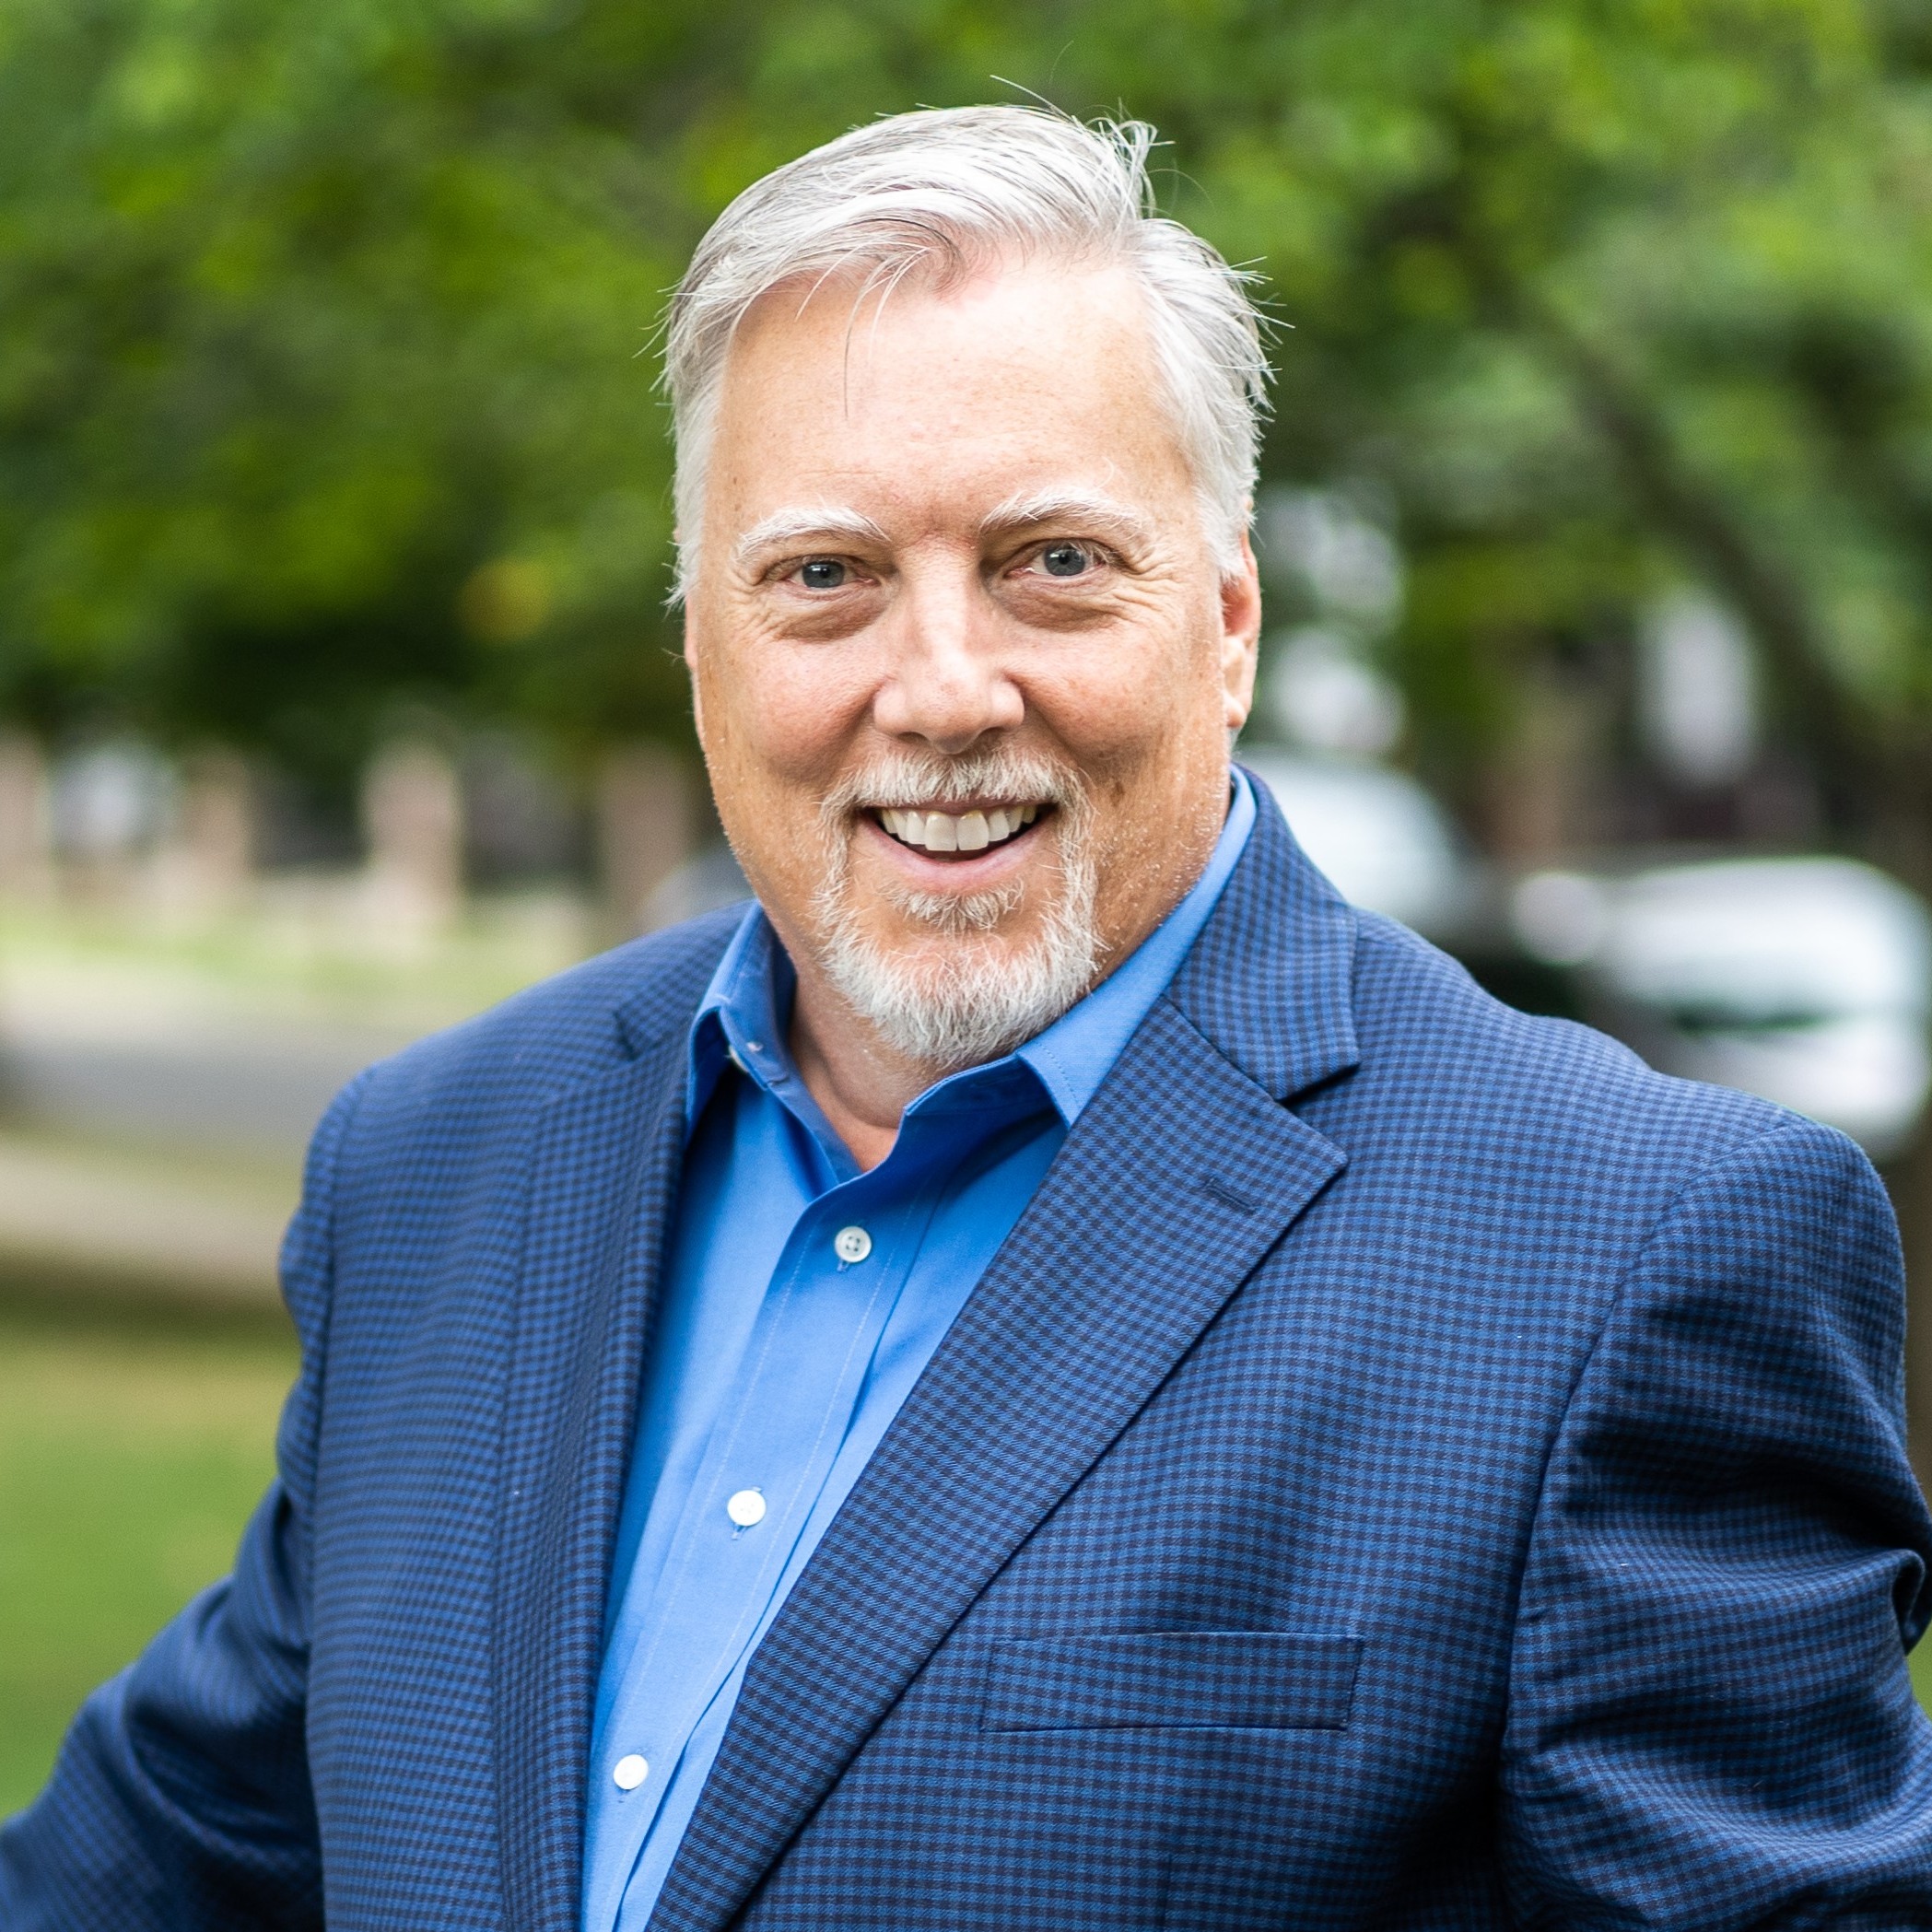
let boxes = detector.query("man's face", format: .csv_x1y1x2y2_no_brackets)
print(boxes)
684,261,1259,1067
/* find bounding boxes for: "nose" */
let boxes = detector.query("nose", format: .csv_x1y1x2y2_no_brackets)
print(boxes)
869,565,1024,754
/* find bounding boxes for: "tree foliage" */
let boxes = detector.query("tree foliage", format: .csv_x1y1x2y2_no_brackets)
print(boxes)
6,0,1932,863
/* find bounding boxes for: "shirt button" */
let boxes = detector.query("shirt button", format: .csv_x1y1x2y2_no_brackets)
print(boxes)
726,1488,767,1528
613,1754,649,1790
834,1225,872,1263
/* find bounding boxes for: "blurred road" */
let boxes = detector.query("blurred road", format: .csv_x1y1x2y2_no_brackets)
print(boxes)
0,1019,394,1158
0,1134,296,1303
0,943,433,1303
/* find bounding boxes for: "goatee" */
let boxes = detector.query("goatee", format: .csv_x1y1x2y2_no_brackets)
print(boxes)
810,747,1102,1071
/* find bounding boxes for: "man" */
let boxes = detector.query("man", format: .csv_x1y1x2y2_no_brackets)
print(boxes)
5,104,1931,1931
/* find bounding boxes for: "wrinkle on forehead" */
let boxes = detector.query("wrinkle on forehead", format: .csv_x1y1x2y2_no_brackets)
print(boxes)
742,256,1146,419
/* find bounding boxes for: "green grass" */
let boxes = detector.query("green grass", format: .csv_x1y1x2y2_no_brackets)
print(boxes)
4,1287,1932,1824
0,1293,295,1815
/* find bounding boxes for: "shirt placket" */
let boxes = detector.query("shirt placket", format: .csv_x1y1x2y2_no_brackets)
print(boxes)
585,1176,943,1931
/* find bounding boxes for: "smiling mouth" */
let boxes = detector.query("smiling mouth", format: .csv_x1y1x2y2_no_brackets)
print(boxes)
875,802,1044,857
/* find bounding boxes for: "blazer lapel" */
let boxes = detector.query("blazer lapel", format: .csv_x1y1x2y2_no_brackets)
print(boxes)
492,1029,691,1932
650,984,1351,1932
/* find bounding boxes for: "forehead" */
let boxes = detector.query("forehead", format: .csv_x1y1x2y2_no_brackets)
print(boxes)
701,261,1197,540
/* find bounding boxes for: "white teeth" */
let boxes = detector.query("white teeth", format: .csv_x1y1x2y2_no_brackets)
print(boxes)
877,803,1044,851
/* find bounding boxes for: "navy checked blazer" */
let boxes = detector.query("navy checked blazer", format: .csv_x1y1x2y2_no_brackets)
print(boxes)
6,779,1932,1929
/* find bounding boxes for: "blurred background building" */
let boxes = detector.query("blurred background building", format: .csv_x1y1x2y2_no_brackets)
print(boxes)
9,0,1932,1806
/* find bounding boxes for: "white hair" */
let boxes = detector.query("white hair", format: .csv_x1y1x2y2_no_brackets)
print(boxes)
663,105,1270,594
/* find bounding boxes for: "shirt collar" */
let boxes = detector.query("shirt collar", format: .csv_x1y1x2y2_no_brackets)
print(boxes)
686,767,1257,1135
1013,766,1254,1123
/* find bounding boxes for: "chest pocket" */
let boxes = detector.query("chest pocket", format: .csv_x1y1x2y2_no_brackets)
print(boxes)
980,1631,1363,1733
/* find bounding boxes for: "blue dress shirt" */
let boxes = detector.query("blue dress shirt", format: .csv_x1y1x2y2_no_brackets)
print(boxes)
581,771,1257,1932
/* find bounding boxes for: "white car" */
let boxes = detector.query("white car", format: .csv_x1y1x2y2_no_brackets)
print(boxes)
1512,858,1932,1158
1240,751,1474,940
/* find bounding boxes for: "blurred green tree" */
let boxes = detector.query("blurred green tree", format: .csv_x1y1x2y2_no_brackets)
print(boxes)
5,0,1932,877
0,0,708,781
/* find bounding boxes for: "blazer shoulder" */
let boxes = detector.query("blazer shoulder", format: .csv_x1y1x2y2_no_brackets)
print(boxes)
1338,910,1835,1183
339,900,748,1131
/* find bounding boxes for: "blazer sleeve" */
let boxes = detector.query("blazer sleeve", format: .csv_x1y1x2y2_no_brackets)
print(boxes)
1500,1116,1932,1927
0,1068,373,1931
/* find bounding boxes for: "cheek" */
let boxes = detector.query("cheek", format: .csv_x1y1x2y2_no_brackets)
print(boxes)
703,636,873,783
1025,628,1220,767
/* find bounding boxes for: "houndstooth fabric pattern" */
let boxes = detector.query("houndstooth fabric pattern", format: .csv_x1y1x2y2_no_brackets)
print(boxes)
4,779,1931,1929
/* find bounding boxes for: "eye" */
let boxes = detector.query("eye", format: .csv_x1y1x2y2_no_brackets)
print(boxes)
1035,542,1096,579
796,557,849,591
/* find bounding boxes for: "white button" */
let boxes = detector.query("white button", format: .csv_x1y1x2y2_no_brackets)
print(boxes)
834,1225,872,1264
613,1754,649,1790
726,1488,767,1528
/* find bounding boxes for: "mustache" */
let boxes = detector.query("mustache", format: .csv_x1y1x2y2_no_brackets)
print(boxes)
816,747,1089,823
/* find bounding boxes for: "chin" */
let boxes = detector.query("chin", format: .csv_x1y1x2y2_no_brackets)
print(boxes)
814,881,1100,1072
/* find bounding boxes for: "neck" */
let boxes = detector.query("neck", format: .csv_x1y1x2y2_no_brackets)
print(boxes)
785,963,948,1172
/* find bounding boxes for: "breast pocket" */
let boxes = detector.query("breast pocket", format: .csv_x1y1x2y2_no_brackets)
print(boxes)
980,1630,1362,1734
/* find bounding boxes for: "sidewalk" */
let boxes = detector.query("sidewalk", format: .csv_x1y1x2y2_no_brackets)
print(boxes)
0,888,591,1306
0,1132,296,1305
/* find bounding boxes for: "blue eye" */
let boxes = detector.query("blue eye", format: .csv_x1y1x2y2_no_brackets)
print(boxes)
799,558,848,590
1039,543,1091,578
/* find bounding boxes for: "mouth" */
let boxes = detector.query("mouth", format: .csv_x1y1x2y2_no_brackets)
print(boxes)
872,802,1046,860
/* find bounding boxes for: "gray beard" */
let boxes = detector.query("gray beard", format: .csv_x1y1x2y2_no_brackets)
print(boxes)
809,748,1102,1073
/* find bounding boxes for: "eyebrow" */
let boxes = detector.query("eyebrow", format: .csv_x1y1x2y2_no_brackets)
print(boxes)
977,488,1157,550
732,506,890,569
730,489,1158,572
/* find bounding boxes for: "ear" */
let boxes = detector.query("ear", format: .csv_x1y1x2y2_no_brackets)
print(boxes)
1219,526,1262,733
